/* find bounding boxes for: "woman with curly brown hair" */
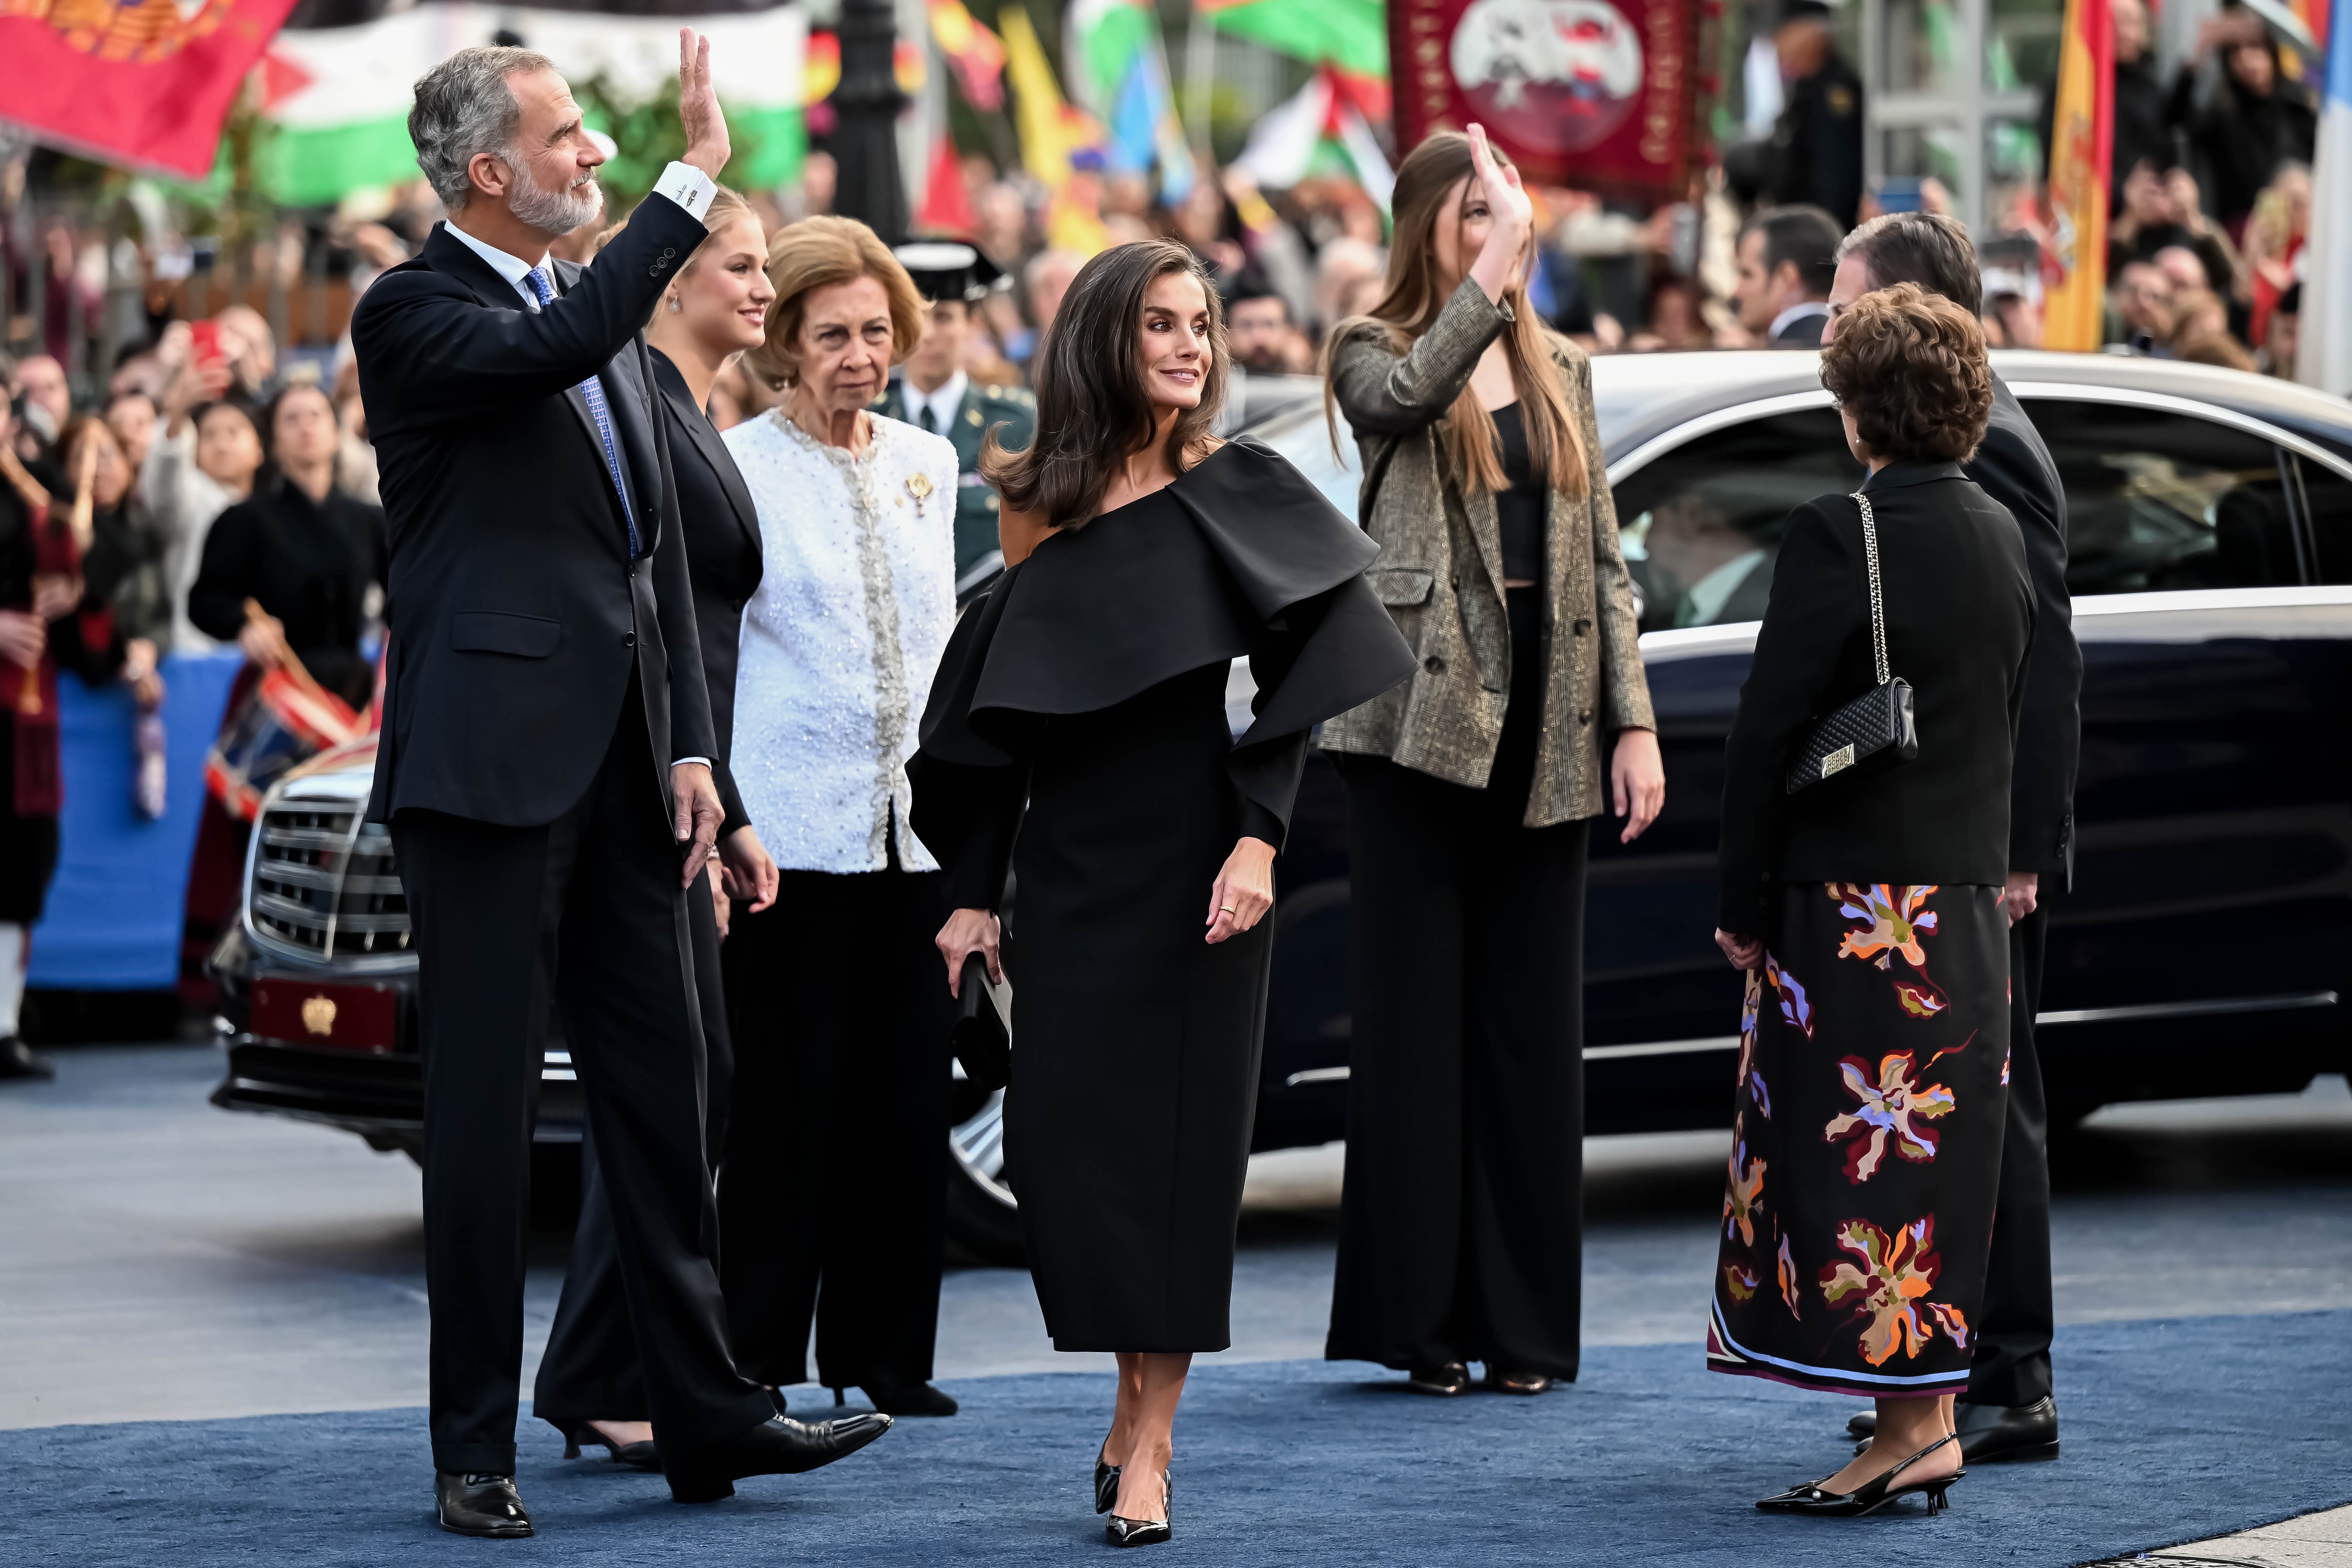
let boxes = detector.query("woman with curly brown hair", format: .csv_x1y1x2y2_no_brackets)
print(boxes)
1708,283,2034,1518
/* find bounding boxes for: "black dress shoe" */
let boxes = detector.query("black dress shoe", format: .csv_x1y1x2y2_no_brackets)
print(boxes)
864,1381,959,1417
1851,1397,2059,1462
436,1471,532,1537
549,1418,661,1470
665,1412,894,1503
1757,1433,1965,1518
1483,1367,1554,1396
0,1037,55,1081
1406,1361,1470,1397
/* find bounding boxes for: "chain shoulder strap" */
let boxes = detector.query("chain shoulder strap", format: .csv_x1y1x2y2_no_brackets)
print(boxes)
1851,490,1890,687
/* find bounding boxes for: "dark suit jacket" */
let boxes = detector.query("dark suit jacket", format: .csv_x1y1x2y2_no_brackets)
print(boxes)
1718,462,2034,934
351,199,714,827
1966,375,2079,883
649,350,762,837
1768,307,1830,347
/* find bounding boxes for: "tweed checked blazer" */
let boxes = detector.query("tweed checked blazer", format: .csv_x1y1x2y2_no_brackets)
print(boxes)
1319,277,1653,826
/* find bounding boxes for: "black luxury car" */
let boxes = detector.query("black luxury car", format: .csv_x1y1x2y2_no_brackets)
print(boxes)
213,350,2352,1263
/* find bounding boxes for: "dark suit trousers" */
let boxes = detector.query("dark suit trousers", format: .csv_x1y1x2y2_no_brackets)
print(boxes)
718,860,953,1391
1967,899,2057,1407
533,867,734,1425
392,676,771,1474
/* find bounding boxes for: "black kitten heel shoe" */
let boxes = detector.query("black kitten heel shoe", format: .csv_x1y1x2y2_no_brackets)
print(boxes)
552,1418,661,1470
1756,1433,1965,1517
1104,1470,1172,1547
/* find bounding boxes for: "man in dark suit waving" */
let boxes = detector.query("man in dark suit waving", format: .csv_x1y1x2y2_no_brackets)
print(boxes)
1825,212,2081,1465
352,34,888,1536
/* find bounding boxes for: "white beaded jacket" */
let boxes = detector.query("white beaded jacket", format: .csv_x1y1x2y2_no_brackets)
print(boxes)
725,409,959,874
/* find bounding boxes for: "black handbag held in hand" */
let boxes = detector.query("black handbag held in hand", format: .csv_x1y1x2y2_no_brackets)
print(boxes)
951,953,1012,1090
1785,490,1918,794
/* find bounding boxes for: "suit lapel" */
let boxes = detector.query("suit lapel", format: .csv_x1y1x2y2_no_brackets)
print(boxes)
657,367,761,565
552,260,657,557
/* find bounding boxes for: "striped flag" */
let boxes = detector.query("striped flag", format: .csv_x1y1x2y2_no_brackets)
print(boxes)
2041,0,2113,352
1065,0,1194,202
258,2,807,207
2298,0,2349,394
1233,67,1394,212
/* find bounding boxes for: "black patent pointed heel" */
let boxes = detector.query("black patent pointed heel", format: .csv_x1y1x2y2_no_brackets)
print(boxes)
550,1418,661,1471
1756,1432,1964,1517
1094,1445,1120,1514
1104,1467,1171,1547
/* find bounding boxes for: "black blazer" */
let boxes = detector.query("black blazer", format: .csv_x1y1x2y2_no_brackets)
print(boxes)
649,350,762,837
189,474,387,707
351,199,714,826
1718,461,2034,934
1769,308,1829,346
1966,374,2079,883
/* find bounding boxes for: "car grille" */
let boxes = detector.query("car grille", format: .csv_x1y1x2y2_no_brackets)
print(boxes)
250,803,412,962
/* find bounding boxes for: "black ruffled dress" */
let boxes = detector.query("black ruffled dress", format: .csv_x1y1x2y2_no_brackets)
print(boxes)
912,438,1415,1351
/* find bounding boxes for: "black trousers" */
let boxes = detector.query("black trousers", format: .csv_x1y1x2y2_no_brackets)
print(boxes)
391,676,770,1474
1966,899,2056,1407
533,863,734,1426
1325,754,1592,1378
718,861,954,1391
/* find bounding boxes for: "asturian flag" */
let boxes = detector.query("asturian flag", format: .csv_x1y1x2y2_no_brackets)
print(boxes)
2297,0,2349,394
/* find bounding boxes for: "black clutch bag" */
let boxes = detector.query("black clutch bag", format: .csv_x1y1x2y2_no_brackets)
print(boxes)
1785,491,1918,794
951,953,1012,1090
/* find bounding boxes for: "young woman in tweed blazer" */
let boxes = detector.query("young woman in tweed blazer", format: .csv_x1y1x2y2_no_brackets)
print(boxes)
1320,127,1663,1397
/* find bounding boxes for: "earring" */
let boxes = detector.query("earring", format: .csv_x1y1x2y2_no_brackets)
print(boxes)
667,295,682,313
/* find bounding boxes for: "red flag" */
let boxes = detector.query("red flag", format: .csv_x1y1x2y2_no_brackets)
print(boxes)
0,0,302,179
913,133,977,238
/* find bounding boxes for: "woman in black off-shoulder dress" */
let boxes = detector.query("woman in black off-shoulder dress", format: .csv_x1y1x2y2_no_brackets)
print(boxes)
914,240,1414,1546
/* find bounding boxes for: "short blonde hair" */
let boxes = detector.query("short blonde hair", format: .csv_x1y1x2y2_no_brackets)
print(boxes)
745,215,925,390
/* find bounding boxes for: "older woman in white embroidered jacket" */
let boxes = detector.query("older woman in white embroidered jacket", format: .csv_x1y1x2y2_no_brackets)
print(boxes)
716,217,963,1419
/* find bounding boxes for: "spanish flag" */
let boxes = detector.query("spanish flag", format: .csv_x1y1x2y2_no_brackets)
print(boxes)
2041,0,2114,352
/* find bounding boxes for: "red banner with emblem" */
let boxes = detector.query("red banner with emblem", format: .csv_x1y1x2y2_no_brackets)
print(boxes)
0,0,301,178
1391,0,1710,204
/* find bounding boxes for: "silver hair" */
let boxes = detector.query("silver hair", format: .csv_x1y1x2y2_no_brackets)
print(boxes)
409,45,556,212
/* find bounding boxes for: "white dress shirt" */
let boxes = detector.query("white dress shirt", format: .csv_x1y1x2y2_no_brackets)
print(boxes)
725,411,959,874
905,369,968,436
441,164,721,769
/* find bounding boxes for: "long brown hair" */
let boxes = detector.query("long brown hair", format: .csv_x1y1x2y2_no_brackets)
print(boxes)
1322,132,1585,499
982,239,1227,529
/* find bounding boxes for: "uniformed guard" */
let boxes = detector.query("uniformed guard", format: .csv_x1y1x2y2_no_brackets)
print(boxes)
1766,0,1864,231
873,242,1036,589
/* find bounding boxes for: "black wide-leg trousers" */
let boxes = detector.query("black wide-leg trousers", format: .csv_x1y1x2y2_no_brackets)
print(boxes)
718,862,954,1392
533,859,734,1426
1325,754,1591,1380
1967,898,2057,1407
392,677,771,1475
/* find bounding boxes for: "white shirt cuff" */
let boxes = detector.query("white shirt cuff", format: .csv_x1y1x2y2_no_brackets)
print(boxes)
652,162,718,223
672,756,712,769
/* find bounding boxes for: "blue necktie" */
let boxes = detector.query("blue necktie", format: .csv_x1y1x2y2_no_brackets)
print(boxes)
524,266,642,558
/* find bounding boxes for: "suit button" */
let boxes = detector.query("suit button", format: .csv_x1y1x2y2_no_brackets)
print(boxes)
621,632,636,648
1574,618,1592,635
1423,654,1445,673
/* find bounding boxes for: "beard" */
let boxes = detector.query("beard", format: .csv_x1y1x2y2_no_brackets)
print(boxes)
508,159,604,237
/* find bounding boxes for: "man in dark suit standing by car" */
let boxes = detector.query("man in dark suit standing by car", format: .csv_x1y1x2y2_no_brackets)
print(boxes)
1732,206,1842,346
1824,211,2080,1464
351,34,888,1537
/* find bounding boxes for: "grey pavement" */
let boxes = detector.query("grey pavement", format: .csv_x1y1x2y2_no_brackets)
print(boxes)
5,1043,2350,1433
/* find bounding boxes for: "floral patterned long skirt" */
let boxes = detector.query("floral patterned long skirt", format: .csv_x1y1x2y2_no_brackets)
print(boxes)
1706,882,2011,1400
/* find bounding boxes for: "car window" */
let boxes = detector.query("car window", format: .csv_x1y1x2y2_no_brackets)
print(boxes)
2022,401,2300,594
1612,406,1861,633
2296,454,2352,585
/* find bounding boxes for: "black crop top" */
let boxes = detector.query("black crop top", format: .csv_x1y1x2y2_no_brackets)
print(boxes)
1491,403,1545,584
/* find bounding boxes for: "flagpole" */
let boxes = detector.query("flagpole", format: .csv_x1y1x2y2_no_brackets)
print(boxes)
835,0,910,243
2296,0,2349,393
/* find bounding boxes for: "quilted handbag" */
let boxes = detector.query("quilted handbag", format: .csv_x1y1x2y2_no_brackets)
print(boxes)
1784,491,1917,794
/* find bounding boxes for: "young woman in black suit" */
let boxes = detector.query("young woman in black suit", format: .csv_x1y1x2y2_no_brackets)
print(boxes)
1708,284,2034,1517
533,187,783,1465
917,241,1415,1545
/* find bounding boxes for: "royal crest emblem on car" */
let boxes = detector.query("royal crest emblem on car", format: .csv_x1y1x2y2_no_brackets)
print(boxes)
302,995,338,1037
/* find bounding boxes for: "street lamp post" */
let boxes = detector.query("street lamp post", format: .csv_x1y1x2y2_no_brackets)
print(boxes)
832,0,908,243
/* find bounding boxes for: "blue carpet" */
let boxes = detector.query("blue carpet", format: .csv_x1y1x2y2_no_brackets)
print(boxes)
7,1312,2346,1567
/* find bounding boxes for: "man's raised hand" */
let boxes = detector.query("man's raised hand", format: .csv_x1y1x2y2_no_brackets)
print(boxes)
677,29,731,181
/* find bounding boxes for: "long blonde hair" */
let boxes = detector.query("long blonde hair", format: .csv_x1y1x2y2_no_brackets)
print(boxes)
1322,132,1585,499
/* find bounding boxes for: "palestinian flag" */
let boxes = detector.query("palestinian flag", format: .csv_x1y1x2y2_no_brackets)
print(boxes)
1195,0,1388,80
258,0,806,207
1232,66,1393,210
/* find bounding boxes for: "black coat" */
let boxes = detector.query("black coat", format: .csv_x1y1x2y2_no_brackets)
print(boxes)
1769,53,1865,231
1717,462,2034,934
189,475,386,706
648,350,762,837
350,201,715,827
1965,376,2078,881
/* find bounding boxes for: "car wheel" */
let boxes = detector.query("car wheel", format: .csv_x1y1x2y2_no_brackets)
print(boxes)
945,1085,1025,1266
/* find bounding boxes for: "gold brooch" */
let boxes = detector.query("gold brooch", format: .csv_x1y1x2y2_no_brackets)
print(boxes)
906,473,934,501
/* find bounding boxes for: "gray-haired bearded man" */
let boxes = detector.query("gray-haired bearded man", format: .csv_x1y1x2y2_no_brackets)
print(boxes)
350,32,890,1536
